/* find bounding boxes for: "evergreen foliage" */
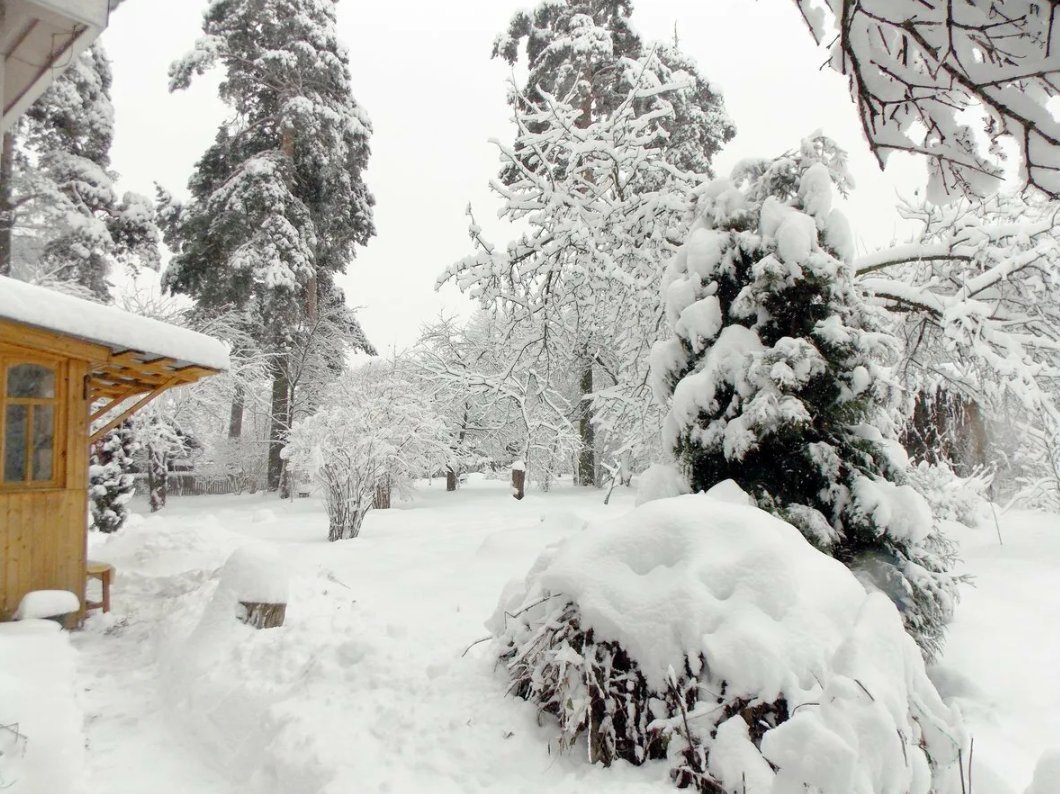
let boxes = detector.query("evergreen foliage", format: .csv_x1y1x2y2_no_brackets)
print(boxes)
88,425,136,534
164,0,374,318
651,137,960,657
163,0,375,491
3,43,160,297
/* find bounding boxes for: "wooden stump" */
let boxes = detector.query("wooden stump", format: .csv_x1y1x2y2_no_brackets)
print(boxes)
512,467,525,500
238,601,286,629
446,468,457,492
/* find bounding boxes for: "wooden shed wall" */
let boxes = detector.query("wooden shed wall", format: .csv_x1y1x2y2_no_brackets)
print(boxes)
0,354,90,620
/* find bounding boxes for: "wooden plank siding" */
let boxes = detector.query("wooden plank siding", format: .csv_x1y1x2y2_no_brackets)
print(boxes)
0,346,90,621
0,489,87,620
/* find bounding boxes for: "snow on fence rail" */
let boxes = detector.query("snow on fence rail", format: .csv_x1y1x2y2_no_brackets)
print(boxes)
132,473,262,498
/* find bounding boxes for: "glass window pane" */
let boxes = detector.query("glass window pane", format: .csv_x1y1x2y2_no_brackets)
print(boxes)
7,363,55,398
31,406,54,482
4,405,27,482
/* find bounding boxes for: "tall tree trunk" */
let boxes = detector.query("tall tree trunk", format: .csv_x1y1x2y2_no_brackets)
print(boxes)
228,383,244,439
267,357,290,492
147,446,167,512
0,132,16,276
574,81,597,487
578,359,596,486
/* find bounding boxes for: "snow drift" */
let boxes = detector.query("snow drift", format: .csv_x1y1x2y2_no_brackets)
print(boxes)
490,485,963,792
0,621,85,793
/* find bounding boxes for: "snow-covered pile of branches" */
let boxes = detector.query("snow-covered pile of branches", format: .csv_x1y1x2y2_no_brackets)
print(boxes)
284,361,453,541
491,487,963,792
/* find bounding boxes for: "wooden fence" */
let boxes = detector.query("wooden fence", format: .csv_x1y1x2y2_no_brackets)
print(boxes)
132,472,262,498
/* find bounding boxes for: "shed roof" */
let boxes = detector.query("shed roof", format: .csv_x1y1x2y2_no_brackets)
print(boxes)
0,276,229,372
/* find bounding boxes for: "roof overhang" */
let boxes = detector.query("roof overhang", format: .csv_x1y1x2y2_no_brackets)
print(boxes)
1,0,110,132
0,277,230,443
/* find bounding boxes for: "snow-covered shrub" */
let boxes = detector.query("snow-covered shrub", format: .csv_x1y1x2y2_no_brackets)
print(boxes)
906,461,992,528
285,361,453,541
89,425,135,533
650,137,960,657
634,463,690,506
491,489,963,792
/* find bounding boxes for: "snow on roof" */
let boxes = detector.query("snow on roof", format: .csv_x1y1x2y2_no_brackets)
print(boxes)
0,276,229,371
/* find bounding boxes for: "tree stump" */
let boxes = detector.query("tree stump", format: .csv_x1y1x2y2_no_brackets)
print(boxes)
446,468,458,492
238,601,286,629
512,466,525,500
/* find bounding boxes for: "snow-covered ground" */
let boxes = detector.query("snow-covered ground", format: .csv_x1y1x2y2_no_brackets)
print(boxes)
5,475,1057,792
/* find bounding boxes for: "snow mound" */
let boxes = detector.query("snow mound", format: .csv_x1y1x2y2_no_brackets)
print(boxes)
0,621,85,793
492,491,962,792
13,589,80,620
220,545,290,604
1027,750,1060,794
635,463,690,506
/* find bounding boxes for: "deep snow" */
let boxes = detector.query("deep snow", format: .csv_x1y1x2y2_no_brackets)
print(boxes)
6,475,1054,792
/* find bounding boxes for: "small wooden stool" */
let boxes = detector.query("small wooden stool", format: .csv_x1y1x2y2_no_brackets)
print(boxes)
85,561,114,613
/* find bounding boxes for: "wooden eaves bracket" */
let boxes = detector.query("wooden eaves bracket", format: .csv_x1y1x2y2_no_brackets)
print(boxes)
88,378,180,445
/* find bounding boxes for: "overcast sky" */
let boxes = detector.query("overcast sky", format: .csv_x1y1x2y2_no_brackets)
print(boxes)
101,0,925,353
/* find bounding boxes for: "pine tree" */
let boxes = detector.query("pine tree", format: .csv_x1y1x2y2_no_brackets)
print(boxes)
164,0,375,492
89,425,136,533
445,0,732,486
0,43,159,297
652,137,959,657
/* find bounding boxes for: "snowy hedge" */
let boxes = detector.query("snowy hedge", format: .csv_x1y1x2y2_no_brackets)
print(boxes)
490,487,964,793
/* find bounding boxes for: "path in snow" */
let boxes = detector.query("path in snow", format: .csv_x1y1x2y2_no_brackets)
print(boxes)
77,478,666,793
74,571,235,793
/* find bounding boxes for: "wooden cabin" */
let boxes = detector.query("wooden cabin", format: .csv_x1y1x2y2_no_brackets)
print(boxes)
0,276,229,620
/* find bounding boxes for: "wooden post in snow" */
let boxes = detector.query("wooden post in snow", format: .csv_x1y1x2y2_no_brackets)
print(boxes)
511,460,526,501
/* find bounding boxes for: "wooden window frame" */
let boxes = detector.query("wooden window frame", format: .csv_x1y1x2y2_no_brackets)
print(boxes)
0,353,65,491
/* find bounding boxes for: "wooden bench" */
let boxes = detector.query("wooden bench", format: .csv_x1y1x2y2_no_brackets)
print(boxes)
85,561,114,613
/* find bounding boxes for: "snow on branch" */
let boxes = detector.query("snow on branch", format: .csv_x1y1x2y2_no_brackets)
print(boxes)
796,0,1060,200
856,192,1060,426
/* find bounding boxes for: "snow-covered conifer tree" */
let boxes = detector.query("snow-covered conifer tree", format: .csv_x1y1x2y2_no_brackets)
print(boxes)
165,0,374,492
0,43,159,297
652,137,959,656
88,425,136,533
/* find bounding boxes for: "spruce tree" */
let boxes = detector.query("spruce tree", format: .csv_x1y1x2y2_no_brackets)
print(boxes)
0,43,159,297
164,0,375,492
652,137,959,656
89,425,136,533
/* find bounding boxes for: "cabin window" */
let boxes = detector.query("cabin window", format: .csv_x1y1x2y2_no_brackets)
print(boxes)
1,360,60,487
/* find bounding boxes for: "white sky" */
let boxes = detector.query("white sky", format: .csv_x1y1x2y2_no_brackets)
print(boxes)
101,0,926,354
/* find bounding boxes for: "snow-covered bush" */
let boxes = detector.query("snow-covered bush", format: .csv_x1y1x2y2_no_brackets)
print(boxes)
905,461,992,528
491,488,963,792
650,137,960,657
285,361,453,541
634,463,690,506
